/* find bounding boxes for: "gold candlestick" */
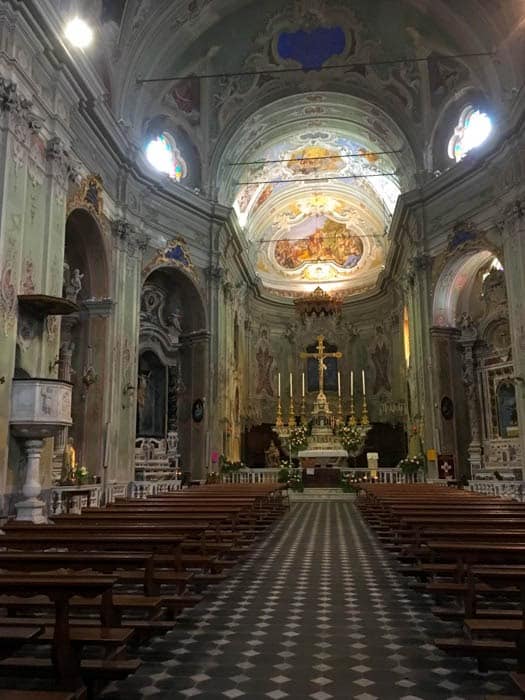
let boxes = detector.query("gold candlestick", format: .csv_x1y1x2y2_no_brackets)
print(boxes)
348,396,356,426
288,397,296,428
300,396,307,425
361,394,370,426
337,395,344,425
275,397,284,430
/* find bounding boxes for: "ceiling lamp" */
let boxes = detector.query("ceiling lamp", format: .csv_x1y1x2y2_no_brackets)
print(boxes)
294,286,342,319
64,17,93,48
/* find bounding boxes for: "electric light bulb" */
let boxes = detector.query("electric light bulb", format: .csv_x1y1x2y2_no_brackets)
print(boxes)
65,17,93,49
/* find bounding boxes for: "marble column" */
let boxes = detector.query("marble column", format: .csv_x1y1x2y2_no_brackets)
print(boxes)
501,200,525,475
458,339,483,475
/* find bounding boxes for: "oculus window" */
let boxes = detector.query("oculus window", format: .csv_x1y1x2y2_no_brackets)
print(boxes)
146,133,187,182
448,107,492,162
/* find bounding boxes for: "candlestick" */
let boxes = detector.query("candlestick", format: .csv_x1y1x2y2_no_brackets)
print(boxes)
302,372,305,398
350,370,354,397
362,369,366,395
348,396,356,426
275,395,283,430
361,393,370,426
300,394,307,425
289,372,293,398
337,395,343,425
277,373,281,398
337,371,341,397
288,396,296,427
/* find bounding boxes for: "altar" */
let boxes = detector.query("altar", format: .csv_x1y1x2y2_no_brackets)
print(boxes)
298,449,348,468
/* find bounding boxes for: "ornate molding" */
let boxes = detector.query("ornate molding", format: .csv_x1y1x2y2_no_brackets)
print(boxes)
67,174,104,220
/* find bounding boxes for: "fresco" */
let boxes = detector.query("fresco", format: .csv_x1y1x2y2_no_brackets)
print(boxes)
274,216,363,270
286,146,343,175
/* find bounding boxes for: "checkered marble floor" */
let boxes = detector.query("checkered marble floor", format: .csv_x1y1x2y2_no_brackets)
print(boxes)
102,502,516,699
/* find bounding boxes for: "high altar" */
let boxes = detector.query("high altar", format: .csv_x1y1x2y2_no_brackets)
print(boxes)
275,335,369,484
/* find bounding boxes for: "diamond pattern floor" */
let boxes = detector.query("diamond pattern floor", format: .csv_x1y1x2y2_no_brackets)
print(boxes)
102,502,515,699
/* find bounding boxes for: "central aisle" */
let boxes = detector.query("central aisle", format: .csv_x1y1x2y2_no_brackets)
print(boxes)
104,502,514,699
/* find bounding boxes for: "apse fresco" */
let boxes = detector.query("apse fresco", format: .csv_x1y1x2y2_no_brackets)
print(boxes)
274,216,363,270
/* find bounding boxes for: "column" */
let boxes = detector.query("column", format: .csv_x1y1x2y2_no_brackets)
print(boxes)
458,338,483,474
501,200,525,475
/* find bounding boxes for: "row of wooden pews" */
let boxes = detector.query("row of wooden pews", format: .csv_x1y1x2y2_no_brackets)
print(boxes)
357,483,525,700
0,483,288,698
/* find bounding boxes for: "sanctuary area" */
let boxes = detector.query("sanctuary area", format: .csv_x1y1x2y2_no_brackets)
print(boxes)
0,0,524,698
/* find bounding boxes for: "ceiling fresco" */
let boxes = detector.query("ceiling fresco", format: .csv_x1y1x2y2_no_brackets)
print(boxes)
221,94,404,298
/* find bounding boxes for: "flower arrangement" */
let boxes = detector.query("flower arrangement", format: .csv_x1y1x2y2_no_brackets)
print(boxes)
219,455,245,474
77,466,89,485
206,471,220,484
277,462,303,492
397,454,425,476
339,424,366,456
288,424,309,453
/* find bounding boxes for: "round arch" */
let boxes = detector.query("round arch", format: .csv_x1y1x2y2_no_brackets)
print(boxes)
65,208,110,300
432,249,497,327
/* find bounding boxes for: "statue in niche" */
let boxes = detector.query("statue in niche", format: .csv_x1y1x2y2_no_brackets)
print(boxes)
371,325,391,394
265,440,280,468
64,266,84,302
61,437,77,482
167,310,182,339
137,371,151,409
256,345,274,396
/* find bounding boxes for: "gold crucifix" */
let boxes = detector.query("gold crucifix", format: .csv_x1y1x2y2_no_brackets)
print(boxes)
300,335,342,397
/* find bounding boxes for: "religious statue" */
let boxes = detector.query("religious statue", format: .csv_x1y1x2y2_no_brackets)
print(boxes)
61,437,77,482
371,325,391,394
265,440,280,468
63,265,84,302
167,310,183,339
256,344,274,396
137,371,151,408
408,423,423,457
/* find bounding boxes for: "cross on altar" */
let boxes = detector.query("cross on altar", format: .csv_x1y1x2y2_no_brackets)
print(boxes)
300,335,342,397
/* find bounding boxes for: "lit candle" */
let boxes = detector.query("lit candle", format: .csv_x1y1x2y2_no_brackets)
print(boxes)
302,372,305,397
277,373,281,398
337,371,341,397
289,372,293,398
350,371,354,397
362,369,366,395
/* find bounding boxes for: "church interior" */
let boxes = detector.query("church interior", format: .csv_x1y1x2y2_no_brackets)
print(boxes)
0,0,524,697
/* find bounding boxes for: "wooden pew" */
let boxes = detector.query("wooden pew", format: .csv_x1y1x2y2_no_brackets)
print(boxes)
0,574,140,690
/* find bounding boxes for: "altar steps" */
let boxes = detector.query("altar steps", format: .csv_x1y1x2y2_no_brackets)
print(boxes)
290,488,355,502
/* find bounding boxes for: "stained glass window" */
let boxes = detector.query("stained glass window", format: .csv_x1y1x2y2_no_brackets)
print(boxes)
448,107,492,162
146,133,187,182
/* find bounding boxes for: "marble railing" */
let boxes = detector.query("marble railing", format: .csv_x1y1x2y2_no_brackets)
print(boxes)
128,479,182,499
220,469,281,484
220,467,424,485
49,484,102,515
469,479,525,501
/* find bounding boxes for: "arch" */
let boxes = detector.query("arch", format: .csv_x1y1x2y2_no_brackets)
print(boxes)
65,208,110,300
432,249,495,327
142,266,207,334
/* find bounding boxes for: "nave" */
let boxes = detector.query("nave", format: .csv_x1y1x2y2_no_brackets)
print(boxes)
102,502,514,700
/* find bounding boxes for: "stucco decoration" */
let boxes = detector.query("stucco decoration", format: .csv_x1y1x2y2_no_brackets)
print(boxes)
67,174,104,222
143,239,198,283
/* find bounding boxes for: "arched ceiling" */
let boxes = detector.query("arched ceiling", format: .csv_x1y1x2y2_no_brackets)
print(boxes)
60,0,525,299
216,92,409,297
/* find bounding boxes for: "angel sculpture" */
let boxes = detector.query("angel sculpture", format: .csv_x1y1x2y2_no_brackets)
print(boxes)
63,263,84,302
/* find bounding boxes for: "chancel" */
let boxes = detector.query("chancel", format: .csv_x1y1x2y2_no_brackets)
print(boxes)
0,1,525,698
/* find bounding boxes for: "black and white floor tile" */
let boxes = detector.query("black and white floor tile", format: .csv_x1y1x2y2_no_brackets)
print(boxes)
102,502,516,699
